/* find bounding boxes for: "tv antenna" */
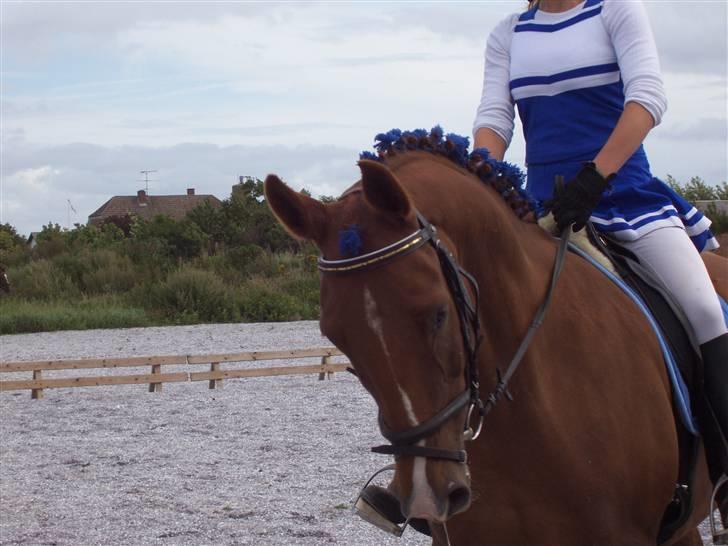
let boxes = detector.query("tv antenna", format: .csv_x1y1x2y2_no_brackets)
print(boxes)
67,199,77,229
139,170,157,193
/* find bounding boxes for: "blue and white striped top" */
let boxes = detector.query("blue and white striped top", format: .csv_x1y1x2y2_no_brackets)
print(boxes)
473,0,718,252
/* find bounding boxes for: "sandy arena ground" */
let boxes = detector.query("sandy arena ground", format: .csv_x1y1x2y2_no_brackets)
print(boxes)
0,322,717,545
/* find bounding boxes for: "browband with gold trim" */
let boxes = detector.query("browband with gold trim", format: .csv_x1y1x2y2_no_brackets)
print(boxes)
317,216,435,274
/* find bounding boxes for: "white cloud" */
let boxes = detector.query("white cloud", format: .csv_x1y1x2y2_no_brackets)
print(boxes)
1,1,725,237
3,4,489,149
0,139,360,235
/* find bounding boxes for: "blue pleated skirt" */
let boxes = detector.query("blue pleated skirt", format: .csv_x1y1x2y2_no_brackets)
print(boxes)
527,151,718,253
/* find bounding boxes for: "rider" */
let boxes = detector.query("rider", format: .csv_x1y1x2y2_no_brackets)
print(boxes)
473,0,727,530
358,0,728,538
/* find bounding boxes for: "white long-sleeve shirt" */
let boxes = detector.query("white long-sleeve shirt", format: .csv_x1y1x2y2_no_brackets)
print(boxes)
472,0,667,159
470,0,718,252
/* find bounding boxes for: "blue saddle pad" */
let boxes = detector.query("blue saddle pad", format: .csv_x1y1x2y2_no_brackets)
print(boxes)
569,244,728,436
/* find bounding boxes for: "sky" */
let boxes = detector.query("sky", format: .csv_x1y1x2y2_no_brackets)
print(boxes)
1,1,726,236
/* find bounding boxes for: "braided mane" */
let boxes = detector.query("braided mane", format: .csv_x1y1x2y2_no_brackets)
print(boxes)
360,126,537,221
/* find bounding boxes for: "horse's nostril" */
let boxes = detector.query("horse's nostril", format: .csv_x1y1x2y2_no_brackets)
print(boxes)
447,484,471,517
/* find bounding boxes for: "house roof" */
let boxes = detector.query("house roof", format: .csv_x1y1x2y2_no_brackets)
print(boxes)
88,192,221,224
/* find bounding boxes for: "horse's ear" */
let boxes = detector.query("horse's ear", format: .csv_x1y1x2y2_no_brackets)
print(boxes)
359,159,411,217
264,174,327,242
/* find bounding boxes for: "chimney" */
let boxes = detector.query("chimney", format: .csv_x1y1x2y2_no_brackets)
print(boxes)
137,189,148,205
187,188,195,196
239,176,245,184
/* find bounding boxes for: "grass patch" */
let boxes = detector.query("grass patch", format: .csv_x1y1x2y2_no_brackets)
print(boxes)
0,297,152,335
0,252,323,334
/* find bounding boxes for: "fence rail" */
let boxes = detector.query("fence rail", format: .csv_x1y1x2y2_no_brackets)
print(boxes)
0,347,349,399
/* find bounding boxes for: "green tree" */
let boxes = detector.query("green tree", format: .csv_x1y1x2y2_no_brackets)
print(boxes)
34,223,68,259
101,214,135,237
189,177,297,253
187,201,225,249
666,175,726,202
0,223,25,251
0,223,30,268
65,223,124,250
133,215,208,259
716,182,728,200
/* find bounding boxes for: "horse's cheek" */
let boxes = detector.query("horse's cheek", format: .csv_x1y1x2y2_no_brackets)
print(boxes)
432,326,462,381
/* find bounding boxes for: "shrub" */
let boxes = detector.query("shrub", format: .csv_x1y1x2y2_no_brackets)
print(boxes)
82,251,137,294
236,277,313,322
225,244,267,276
191,255,245,286
118,239,175,280
667,176,728,202
8,260,79,301
705,203,728,234
151,267,239,323
52,253,91,290
133,216,208,259
276,275,320,319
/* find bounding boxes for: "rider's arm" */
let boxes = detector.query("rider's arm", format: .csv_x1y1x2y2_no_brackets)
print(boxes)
594,0,667,175
474,128,507,161
472,15,517,161
593,102,655,176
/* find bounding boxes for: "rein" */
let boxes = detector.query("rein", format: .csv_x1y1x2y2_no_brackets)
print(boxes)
318,211,570,464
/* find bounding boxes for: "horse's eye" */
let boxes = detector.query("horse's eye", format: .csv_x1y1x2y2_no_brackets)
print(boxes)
433,306,448,331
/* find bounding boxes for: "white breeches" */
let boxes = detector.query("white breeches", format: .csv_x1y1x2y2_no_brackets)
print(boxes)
620,226,727,345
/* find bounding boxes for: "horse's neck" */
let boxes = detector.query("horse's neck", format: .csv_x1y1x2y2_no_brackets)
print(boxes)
392,155,555,336
409,174,557,366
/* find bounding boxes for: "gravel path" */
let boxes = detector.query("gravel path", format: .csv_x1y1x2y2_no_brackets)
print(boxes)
0,322,716,545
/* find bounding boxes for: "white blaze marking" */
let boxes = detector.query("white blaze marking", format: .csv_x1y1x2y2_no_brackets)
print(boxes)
364,287,390,361
363,287,437,517
398,385,418,427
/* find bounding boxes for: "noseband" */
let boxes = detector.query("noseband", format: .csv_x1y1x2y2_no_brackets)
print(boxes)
318,211,485,463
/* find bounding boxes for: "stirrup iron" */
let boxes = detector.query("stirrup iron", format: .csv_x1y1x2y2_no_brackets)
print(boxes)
354,464,407,537
710,475,728,545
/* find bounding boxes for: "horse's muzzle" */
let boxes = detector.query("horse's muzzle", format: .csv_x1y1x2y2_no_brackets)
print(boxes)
402,464,471,523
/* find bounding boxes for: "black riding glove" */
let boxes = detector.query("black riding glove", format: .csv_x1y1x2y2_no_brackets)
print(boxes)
551,162,614,232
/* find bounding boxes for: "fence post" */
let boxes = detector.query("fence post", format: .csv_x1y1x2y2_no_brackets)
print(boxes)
149,364,162,393
319,355,331,380
209,362,222,390
31,370,44,400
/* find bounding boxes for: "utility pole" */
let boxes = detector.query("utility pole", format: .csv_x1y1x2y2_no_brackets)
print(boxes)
140,170,157,193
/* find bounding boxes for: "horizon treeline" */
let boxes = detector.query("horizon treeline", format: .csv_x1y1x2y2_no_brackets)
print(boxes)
0,175,726,335
0,178,329,334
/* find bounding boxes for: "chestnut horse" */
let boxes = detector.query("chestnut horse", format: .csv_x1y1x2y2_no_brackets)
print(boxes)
265,143,727,545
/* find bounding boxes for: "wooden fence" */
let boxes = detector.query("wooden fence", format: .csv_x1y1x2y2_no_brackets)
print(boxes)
0,347,349,399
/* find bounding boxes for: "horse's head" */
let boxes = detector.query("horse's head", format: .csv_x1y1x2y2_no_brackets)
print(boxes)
265,158,477,523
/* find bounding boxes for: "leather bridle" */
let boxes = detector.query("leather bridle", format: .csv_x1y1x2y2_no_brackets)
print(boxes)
318,210,570,464
319,211,485,464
